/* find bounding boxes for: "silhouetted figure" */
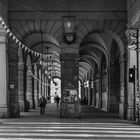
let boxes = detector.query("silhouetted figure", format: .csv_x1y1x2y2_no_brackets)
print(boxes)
83,97,88,105
81,97,88,105
39,95,47,115
47,96,50,103
55,95,60,108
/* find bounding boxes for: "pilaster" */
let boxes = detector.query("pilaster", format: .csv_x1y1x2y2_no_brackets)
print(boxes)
34,65,38,108
60,53,81,117
26,62,33,109
8,38,20,118
0,27,9,118
18,62,25,112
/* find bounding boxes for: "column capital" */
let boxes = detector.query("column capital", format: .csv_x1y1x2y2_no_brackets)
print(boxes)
125,28,139,46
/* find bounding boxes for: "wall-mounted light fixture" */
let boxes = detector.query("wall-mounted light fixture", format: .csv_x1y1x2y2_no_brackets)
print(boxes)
62,16,76,44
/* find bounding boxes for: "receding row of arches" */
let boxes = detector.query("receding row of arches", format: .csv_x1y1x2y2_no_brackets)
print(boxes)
18,45,61,112
16,28,126,118
79,31,126,117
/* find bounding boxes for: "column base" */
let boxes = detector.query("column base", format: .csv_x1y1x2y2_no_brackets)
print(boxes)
34,99,38,108
119,102,125,119
127,106,134,121
0,107,9,118
27,100,33,109
33,100,35,109
60,102,81,118
19,101,25,112
109,103,119,113
9,102,20,118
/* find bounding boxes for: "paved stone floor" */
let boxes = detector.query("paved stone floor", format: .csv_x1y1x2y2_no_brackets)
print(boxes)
0,103,140,140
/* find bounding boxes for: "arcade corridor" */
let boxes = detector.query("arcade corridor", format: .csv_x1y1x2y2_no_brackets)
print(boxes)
0,1,140,139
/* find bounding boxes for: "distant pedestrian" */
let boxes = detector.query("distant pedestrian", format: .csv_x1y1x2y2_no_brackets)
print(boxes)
39,95,47,115
55,95,60,108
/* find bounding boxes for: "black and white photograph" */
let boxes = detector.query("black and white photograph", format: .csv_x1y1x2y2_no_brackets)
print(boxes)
0,0,140,139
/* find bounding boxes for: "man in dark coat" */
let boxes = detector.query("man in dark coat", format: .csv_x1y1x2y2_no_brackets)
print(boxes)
39,95,47,115
55,95,60,108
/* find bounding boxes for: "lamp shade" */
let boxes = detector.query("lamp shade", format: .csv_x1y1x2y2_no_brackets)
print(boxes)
62,16,76,34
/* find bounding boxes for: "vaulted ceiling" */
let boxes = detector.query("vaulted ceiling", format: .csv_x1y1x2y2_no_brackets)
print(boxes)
8,0,127,81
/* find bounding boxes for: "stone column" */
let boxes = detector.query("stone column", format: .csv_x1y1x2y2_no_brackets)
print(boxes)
42,74,45,95
119,56,127,119
91,81,95,107
26,56,33,109
46,77,48,98
8,38,20,118
127,49,136,120
90,80,94,106
126,29,138,120
18,60,24,112
60,53,81,117
101,73,108,111
44,75,46,97
138,30,140,122
45,77,48,98
37,70,40,107
93,81,96,107
38,69,41,98
81,84,84,99
0,27,9,118
85,82,87,101
44,76,46,97
109,66,119,112
47,79,50,98
99,72,102,109
84,82,88,99
88,80,91,105
34,64,38,108
95,79,100,108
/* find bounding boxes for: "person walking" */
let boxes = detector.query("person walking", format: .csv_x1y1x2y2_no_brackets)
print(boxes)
55,95,60,108
39,95,47,115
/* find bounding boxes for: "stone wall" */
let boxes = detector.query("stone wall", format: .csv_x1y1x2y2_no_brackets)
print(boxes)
127,0,140,27
0,0,7,20
8,0,126,11
8,38,20,118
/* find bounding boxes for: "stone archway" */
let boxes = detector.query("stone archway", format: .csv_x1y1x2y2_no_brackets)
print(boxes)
107,31,126,118
79,29,126,118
